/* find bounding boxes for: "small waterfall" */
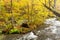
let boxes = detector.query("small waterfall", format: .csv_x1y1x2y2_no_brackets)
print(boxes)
16,32,38,40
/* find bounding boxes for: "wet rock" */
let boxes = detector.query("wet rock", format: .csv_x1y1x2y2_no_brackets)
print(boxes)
45,38,53,40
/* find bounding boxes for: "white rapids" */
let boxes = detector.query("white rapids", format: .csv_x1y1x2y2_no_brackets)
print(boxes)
16,32,38,40
44,18,60,40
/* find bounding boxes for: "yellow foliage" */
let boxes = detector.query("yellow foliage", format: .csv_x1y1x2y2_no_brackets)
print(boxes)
0,0,55,33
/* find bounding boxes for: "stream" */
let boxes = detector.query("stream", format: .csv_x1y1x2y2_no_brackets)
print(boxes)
0,18,60,40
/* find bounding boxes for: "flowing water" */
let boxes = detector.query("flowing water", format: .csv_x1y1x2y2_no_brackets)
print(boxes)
0,18,60,40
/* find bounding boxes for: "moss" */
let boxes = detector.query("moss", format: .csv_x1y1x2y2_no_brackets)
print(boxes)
9,28,19,34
